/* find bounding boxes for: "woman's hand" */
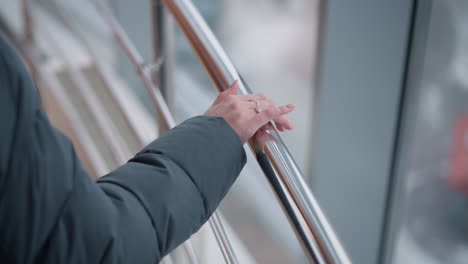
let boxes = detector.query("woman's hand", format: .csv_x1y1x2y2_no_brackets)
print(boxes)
204,81,296,144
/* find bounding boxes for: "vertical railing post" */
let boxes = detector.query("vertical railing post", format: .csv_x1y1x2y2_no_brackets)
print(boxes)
150,1,238,263
151,0,175,110
161,0,353,263
150,2,200,263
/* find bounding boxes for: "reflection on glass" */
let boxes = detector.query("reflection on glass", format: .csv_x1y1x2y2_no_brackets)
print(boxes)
390,1,468,263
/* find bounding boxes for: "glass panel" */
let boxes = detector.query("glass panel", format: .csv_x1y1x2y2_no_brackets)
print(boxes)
387,1,468,263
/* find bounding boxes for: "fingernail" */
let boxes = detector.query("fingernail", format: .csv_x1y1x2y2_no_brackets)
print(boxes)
287,104,296,108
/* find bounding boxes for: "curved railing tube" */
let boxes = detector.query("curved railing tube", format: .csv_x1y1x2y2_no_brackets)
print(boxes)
162,0,352,263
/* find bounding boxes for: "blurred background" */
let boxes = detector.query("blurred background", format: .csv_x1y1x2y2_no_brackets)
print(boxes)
0,0,467,263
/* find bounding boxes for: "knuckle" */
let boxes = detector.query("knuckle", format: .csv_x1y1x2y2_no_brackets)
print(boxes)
228,102,236,110
231,101,242,111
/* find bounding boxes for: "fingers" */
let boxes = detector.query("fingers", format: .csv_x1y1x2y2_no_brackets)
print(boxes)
226,80,240,95
248,103,296,133
251,127,275,152
276,123,286,132
208,81,296,139
277,104,296,116
274,115,294,131
211,80,239,106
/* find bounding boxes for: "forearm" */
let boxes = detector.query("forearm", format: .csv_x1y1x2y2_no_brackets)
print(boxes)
97,115,246,260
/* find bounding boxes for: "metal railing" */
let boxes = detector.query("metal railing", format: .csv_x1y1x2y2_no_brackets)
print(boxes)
19,0,352,263
89,1,237,263
42,1,198,263
160,0,352,263
21,0,238,263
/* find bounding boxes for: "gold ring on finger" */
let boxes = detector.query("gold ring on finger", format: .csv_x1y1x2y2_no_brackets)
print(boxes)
249,99,261,114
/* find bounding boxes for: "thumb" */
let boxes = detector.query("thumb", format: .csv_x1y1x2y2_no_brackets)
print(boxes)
211,80,239,106
224,80,239,95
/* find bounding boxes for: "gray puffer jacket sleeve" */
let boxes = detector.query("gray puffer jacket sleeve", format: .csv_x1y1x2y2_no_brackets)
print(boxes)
0,36,246,264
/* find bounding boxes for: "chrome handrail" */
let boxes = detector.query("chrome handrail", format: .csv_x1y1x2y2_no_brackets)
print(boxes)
89,1,238,263
162,0,352,263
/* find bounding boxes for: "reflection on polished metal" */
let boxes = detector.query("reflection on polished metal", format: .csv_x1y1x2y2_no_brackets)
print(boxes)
162,0,352,263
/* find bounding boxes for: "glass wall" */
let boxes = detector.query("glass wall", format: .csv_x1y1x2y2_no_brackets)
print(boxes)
386,1,468,263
